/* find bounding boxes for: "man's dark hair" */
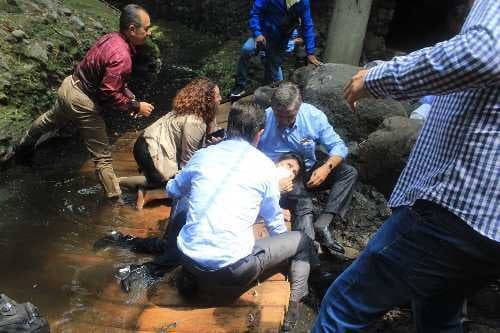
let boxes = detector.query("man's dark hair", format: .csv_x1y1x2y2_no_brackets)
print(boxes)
120,4,146,32
277,152,306,181
226,101,265,143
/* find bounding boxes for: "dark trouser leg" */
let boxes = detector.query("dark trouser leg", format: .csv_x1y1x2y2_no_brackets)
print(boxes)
132,136,167,187
282,181,315,239
254,231,312,301
311,202,500,333
312,162,358,229
182,231,313,302
264,44,286,84
234,38,256,89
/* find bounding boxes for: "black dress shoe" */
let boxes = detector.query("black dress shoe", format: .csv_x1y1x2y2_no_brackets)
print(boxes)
315,226,345,255
93,231,139,251
282,300,300,332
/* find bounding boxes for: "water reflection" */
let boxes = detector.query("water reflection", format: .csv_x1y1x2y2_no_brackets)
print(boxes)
0,144,162,327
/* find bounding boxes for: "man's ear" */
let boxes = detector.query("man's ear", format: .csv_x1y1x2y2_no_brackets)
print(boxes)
252,129,265,147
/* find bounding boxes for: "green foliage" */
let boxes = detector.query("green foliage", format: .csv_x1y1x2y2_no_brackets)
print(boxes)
0,0,118,142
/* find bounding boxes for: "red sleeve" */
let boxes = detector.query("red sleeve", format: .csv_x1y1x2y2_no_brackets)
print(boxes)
99,55,139,112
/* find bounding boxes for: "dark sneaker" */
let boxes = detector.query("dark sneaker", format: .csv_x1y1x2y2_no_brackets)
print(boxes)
230,86,246,99
93,231,139,251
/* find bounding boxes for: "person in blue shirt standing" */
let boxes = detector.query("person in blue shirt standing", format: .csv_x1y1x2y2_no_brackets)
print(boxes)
230,0,322,98
312,0,499,331
259,82,358,256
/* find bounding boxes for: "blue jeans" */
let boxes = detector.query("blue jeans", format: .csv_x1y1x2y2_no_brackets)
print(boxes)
234,37,286,88
312,200,500,333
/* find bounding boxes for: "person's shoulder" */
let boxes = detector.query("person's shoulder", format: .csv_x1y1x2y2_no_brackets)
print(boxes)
300,103,328,119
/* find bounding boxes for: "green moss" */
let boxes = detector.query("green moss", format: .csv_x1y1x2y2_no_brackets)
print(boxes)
0,0,118,142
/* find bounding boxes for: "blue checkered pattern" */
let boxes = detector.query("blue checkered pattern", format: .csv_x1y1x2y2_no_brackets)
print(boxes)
364,0,500,242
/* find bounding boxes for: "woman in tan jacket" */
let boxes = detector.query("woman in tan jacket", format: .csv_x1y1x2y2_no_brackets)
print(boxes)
122,78,221,209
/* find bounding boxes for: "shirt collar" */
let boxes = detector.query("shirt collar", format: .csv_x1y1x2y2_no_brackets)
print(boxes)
119,32,137,55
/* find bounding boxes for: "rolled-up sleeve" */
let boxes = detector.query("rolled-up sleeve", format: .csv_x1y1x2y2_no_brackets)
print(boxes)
259,174,287,236
317,112,348,159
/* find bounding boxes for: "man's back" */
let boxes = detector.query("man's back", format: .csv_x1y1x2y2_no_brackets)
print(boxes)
171,139,285,269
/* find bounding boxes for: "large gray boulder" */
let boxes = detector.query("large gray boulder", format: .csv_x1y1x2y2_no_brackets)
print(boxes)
354,116,423,196
294,63,407,142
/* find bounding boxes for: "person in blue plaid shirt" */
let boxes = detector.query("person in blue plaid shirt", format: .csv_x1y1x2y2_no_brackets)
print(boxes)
312,0,499,332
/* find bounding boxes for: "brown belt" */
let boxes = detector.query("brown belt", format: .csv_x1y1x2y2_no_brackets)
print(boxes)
71,73,85,92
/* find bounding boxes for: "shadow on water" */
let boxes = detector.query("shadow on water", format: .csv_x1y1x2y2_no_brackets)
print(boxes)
0,138,158,324
0,17,226,329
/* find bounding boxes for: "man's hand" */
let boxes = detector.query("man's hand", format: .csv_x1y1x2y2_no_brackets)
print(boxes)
279,176,294,193
307,54,322,66
306,165,330,188
138,102,154,117
282,209,292,222
343,69,370,112
256,35,266,47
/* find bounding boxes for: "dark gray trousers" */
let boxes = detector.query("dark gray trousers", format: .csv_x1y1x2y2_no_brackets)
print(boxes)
181,231,312,302
283,162,358,242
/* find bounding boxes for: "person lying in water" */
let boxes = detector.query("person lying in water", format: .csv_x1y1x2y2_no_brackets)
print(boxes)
118,78,222,209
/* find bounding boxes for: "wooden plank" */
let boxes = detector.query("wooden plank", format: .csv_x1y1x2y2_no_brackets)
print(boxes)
136,305,285,333
150,280,290,308
52,322,153,333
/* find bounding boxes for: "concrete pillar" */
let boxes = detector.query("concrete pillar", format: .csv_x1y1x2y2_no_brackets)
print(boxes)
324,0,373,65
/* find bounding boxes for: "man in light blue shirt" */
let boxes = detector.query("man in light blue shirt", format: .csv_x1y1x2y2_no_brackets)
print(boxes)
258,82,358,256
168,101,313,332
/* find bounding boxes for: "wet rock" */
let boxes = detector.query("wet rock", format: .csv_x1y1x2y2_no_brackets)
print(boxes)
253,85,276,109
354,116,422,196
60,7,72,16
0,54,8,71
70,16,85,31
0,79,12,91
25,42,48,64
298,63,407,141
0,93,8,105
93,21,104,31
33,0,57,9
5,34,17,43
44,10,59,23
59,30,77,43
11,29,27,41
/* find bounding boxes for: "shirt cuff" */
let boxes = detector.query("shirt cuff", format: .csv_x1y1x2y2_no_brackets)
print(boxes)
129,99,140,113
329,145,348,159
364,64,391,99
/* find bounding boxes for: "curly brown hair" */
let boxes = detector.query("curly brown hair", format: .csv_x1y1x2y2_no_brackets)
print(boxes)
172,78,218,126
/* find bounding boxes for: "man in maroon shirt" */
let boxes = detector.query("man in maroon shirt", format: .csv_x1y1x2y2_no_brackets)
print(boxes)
9,4,154,203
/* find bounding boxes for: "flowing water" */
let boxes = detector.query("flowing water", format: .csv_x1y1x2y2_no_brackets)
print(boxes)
0,140,153,325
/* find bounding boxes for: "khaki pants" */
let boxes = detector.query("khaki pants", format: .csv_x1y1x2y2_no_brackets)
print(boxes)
21,75,121,198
